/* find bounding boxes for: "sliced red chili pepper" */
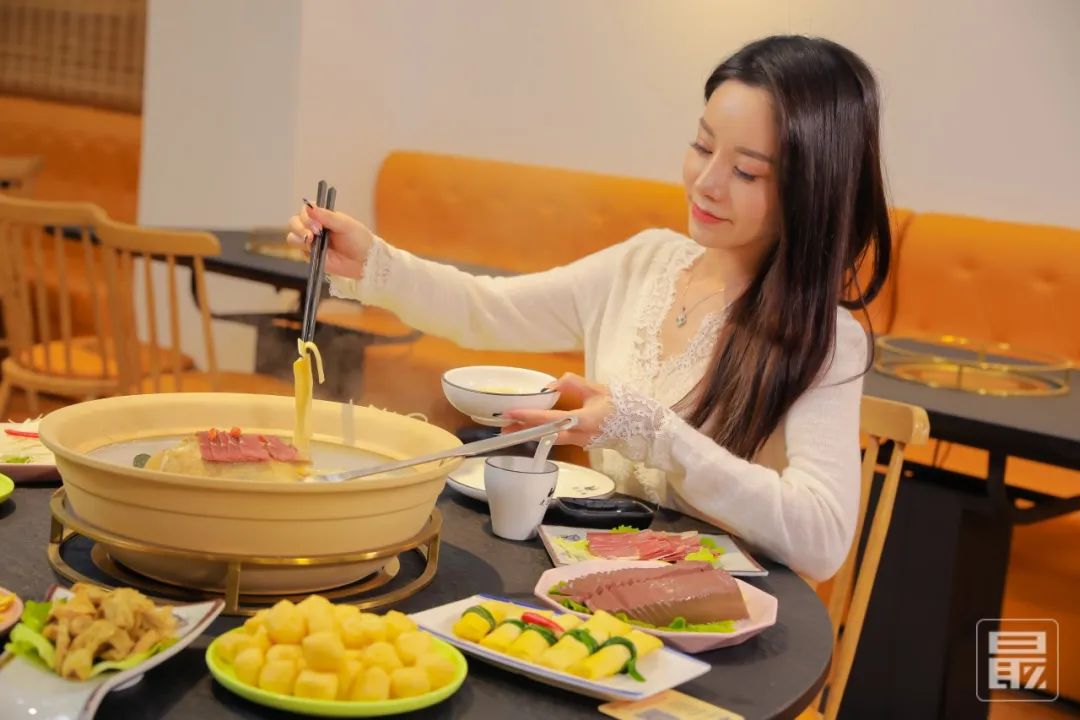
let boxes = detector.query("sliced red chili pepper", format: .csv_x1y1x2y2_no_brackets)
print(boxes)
520,612,564,634
229,426,242,439
3,429,39,438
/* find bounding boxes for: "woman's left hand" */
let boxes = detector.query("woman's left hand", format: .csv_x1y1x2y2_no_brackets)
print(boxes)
501,373,614,447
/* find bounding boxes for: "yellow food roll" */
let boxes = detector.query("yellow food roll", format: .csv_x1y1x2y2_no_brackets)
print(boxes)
567,630,663,681
478,621,525,652
538,627,604,671
537,611,625,671
584,610,632,638
505,613,581,662
451,601,509,642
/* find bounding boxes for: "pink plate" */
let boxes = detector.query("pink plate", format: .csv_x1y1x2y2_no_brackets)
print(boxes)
533,559,778,653
0,587,24,636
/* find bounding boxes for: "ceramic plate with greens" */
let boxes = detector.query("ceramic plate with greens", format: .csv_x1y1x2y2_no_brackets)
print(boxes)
0,420,58,481
532,560,778,654
0,585,223,720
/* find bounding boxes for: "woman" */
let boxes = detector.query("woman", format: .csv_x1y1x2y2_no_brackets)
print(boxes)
286,35,890,581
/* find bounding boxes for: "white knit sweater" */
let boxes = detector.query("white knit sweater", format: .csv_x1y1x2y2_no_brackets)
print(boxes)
330,228,866,580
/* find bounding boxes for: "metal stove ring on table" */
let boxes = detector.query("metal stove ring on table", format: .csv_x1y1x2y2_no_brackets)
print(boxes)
46,488,442,616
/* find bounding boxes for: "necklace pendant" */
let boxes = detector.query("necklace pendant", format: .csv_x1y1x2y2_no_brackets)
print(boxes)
675,310,687,328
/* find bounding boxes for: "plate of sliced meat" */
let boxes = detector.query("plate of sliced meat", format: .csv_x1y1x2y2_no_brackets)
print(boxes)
538,525,767,576
533,560,778,653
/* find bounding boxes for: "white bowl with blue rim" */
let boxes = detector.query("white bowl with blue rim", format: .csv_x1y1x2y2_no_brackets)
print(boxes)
441,366,560,427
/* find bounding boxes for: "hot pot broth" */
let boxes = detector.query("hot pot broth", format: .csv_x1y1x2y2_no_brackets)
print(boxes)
87,436,413,481
83,338,409,483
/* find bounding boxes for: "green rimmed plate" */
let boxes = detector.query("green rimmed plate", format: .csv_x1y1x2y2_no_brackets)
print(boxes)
205,629,467,717
0,473,13,504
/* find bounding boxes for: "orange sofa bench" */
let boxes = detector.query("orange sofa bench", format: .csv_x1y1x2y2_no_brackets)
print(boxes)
349,151,1077,699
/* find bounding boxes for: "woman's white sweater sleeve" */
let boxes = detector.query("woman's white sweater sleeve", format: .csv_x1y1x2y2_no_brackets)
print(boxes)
327,235,633,353
589,316,868,581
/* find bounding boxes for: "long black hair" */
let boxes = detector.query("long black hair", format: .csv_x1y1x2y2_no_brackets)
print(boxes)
688,35,890,459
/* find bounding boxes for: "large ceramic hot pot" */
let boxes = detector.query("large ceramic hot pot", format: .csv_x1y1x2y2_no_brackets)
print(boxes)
38,393,463,593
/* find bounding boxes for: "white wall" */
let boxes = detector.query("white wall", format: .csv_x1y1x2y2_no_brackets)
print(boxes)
142,0,1080,228
140,0,302,228
139,0,304,369
138,0,1080,367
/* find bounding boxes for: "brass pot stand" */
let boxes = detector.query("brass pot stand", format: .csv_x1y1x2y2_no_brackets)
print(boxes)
47,488,442,616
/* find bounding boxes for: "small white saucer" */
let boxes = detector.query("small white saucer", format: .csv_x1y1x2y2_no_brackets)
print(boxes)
446,457,614,503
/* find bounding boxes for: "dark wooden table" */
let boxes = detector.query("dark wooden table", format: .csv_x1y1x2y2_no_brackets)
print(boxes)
0,484,832,720
202,230,514,401
848,371,1080,719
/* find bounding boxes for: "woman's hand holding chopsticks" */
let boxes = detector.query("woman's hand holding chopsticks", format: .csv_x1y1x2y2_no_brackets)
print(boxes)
286,203,373,279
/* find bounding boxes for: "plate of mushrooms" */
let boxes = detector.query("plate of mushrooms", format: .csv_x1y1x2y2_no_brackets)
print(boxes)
0,583,223,720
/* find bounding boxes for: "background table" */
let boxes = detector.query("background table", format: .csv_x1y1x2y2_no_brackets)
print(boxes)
1,483,833,720
851,371,1079,719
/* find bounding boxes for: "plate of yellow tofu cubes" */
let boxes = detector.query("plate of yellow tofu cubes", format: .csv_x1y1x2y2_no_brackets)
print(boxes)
411,594,710,701
206,595,466,717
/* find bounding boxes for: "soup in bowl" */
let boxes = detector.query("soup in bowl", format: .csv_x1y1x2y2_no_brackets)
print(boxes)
441,366,560,427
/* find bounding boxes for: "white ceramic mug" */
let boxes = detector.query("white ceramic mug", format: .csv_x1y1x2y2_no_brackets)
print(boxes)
484,455,558,541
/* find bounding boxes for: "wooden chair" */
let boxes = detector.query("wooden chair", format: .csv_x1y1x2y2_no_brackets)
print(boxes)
0,158,44,353
0,156,44,198
93,217,293,397
800,395,930,719
0,196,182,417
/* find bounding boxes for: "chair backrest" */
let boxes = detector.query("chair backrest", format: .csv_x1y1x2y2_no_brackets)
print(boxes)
0,195,113,381
93,218,222,394
819,395,930,719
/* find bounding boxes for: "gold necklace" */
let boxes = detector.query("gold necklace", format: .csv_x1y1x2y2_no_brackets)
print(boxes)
674,265,725,328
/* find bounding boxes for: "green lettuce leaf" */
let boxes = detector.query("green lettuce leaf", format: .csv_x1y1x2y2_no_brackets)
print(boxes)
552,536,593,561
608,526,639,534
21,600,53,633
548,588,737,634
683,547,718,563
6,622,55,670
612,611,737,634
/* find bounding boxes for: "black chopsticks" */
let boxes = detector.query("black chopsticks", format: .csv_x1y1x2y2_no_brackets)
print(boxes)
301,180,336,343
